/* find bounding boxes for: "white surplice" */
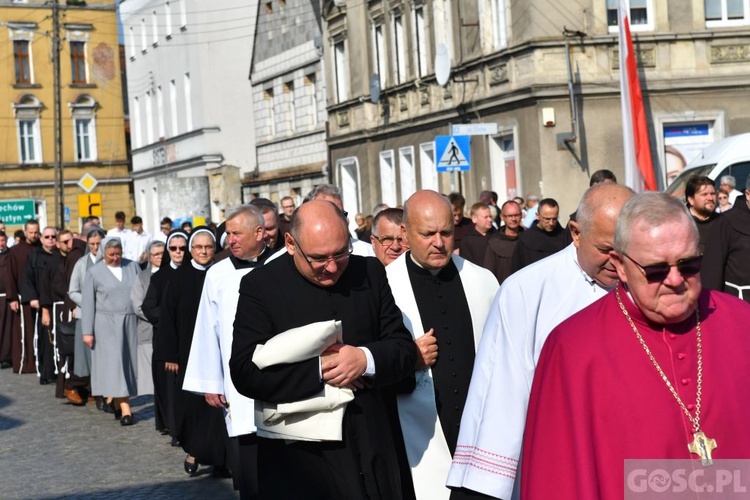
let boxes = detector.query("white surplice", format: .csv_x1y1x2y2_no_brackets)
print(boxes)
182,257,257,437
386,253,499,500
446,243,610,499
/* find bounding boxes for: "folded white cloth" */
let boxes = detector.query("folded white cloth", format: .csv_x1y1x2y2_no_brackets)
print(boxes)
252,320,354,442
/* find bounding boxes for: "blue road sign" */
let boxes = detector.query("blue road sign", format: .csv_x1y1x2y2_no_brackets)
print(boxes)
436,135,471,172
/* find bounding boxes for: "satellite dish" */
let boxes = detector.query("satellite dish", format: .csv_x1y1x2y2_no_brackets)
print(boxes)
435,43,451,86
370,74,381,104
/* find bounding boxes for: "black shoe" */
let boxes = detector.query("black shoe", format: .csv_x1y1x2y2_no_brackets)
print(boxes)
0,361,11,369
104,401,122,419
184,458,199,476
94,396,105,411
171,436,181,447
159,428,170,436
211,465,232,478
39,377,53,385
120,414,134,426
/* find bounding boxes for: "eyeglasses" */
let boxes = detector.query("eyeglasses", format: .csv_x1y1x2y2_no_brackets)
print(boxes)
374,235,404,247
292,236,352,271
192,244,215,252
169,245,187,252
43,235,56,239
150,252,164,258
622,253,703,283
59,238,73,245
282,205,295,209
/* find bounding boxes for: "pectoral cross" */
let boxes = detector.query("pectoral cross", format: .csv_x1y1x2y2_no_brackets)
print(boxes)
688,431,717,466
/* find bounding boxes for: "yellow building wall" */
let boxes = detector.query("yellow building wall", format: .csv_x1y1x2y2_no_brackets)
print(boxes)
0,1,132,231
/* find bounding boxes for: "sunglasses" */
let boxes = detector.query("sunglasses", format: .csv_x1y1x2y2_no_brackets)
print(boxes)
43,235,56,239
169,245,187,252
59,239,73,245
623,253,703,283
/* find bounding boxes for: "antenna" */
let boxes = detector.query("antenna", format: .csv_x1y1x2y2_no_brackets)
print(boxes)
370,74,381,104
435,43,451,86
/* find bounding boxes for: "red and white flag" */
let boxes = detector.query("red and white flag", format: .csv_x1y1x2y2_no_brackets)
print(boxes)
618,0,657,191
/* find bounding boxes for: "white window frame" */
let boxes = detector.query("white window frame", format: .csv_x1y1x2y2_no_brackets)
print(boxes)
10,28,35,85
491,0,508,49
373,23,388,88
140,18,148,52
17,118,42,164
305,73,318,128
607,0,655,33
399,146,416,203
265,87,276,137
285,80,296,132
74,117,97,162
152,11,159,46
413,5,428,78
145,90,154,144
705,0,750,27
165,2,173,38
128,26,136,58
419,142,438,191
180,0,187,29
157,86,165,139
379,150,397,206
333,40,350,103
336,157,363,223
392,12,406,84
169,79,178,136
183,72,193,132
132,96,142,148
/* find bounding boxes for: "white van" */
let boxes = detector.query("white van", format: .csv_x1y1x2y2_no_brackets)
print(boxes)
666,133,750,199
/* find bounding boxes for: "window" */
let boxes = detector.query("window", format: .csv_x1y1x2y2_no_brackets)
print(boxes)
373,24,387,88
128,26,136,58
284,81,296,132
14,41,31,84
132,97,142,148
706,0,750,26
419,142,438,191
265,87,275,137
157,86,165,138
165,2,173,38
145,91,154,143
607,0,653,31
14,95,43,164
170,79,178,136
152,11,159,45
379,150,397,206
333,40,349,102
337,157,363,217
70,41,87,84
183,73,193,131
413,6,428,77
305,73,318,127
491,0,508,49
180,0,187,29
74,119,95,161
18,120,40,164
141,18,147,52
392,13,406,84
399,147,416,203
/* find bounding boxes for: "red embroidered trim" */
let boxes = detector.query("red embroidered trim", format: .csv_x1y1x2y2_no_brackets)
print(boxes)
451,459,517,479
455,445,519,463
453,453,517,473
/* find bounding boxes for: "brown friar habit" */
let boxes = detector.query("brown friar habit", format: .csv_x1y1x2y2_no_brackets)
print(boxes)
6,240,39,373
458,226,496,269
0,247,13,366
230,254,417,500
484,225,523,285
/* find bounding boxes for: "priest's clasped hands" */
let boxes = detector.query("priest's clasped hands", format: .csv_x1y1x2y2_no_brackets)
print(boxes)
321,343,367,391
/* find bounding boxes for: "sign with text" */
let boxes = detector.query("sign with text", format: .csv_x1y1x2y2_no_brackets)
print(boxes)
452,123,498,136
0,199,35,225
78,193,102,218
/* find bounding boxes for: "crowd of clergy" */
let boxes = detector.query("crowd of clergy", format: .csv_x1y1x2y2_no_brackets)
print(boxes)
0,170,749,499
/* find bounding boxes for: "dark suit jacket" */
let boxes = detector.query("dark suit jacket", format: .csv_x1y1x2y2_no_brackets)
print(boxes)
230,253,416,500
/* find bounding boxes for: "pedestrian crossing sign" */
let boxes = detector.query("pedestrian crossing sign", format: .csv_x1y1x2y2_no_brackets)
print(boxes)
436,135,471,172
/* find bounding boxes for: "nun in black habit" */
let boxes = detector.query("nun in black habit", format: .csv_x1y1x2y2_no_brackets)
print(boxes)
142,228,189,435
156,227,230,476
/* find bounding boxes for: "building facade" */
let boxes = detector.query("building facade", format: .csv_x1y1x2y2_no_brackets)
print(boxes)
246,0,328,207
321,0,750,216
120,0,259,234
0,0,131,231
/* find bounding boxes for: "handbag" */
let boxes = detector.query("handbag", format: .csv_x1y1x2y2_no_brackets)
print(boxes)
55,320,76,357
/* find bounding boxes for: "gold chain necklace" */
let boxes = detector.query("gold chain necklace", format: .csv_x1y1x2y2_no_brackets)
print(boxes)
615,286,717,466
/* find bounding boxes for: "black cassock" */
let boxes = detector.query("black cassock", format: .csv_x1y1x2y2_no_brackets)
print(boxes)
156,262,229,467
230,254,417,500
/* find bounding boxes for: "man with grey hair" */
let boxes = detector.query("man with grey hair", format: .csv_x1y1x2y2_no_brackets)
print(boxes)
183,204,269,498
703,175,750,302
719,174,742,206
370,208,407,266
304,184,374,257
448,183,633,498
521,192,750,498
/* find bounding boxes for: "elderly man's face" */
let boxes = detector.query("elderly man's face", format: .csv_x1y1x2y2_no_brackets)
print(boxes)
612,219,701,324
226,214,265,260
404,200,454,271
571,214,618,288
41,228,57,252
371,219,407,266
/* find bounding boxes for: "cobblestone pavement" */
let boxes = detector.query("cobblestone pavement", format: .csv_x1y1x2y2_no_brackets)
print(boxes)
0,367,237,499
